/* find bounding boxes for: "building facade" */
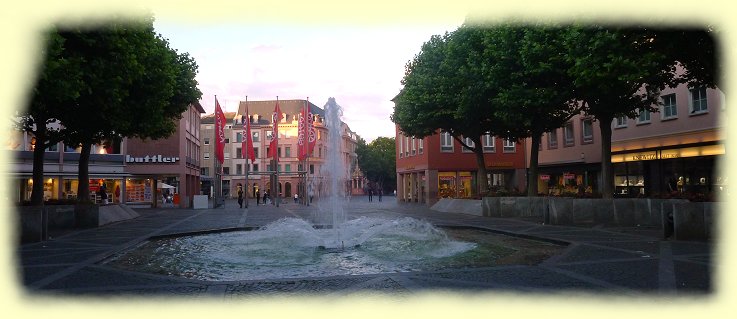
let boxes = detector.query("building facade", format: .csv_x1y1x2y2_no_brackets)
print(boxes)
395,128,527,205
201,99,360,202
531,83,724,197
8,102,205,208
125,102,205,208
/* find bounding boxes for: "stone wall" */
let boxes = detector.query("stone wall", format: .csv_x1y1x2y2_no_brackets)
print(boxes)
18,204,140,243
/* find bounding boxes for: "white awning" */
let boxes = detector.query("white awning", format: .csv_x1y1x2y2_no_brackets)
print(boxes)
157,182,176,189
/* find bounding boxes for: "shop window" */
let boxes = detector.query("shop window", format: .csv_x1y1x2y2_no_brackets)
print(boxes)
548,130,558,149
503,139,516,153
46,142,59,152
581,118,594,144
563,122,575,146
689,87,708,114
483,134,495,153
637,108,651,124
462,137,474,153
661,93,678,120
440,131,453,152
438,173,457,198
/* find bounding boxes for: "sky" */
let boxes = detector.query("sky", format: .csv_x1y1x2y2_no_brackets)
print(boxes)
153,20,464,142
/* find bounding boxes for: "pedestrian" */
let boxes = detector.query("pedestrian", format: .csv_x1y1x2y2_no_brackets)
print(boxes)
99,183,108,205
378,188,382,202
294,193,298,203
256,189,260,205
237,187,244,208
368,189,373,202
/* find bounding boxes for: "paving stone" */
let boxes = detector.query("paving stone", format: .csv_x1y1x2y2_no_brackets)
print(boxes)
552,244,652,264
555,259,660,290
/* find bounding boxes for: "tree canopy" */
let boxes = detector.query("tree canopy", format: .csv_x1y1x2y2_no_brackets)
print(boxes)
20,16,202,205
356,137,396,193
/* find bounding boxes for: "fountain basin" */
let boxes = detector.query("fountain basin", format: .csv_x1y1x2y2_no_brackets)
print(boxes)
102,217,565,282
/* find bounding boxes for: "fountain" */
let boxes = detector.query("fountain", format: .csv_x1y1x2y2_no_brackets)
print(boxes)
102,97,563,282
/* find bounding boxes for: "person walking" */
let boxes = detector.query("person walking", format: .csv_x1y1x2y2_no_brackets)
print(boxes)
256,189,260,205
368,189,373,202
294,193,299,203
378,188,382,202
237,187,244,208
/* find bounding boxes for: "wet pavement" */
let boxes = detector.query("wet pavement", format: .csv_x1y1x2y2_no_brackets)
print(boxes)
16,196,714,297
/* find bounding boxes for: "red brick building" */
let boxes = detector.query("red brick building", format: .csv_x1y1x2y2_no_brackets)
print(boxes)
395,127,527,205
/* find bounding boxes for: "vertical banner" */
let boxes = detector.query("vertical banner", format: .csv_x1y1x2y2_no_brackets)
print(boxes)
267,99,282,159
242,99,255,162
214,97,226,165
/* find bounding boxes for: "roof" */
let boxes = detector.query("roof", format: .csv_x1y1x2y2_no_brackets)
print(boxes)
201,112,237,124
237,99,324,123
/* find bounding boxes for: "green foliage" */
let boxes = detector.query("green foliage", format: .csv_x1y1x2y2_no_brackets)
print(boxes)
356,137,396,192
20,15,202,205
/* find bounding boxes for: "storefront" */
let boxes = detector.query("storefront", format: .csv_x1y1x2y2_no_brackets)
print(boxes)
437,171,475,199
536,163,600,195
611,143,725,197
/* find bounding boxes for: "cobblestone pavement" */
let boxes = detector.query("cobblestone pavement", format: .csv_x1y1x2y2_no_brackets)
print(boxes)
17,196,714,298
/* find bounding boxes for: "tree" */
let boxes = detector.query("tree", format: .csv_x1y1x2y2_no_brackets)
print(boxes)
392,26,500,196
18,31,83,206
24,16,202,204
564,25,673,199
482,23,580,196
356,137,396,193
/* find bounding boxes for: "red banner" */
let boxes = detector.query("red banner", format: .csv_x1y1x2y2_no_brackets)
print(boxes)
267,100,282,160
242,101,255,162
214,98,226,165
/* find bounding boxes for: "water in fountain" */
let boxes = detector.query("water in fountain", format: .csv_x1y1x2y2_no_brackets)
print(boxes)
312,97,347,247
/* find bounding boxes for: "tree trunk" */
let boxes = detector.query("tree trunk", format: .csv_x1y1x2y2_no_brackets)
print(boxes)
527,133,542,197
473,138,489,197
30,125,48,206
76,142,92,203
599,116,614,199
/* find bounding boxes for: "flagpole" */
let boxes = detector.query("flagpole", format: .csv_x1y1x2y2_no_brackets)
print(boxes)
214,95,220,208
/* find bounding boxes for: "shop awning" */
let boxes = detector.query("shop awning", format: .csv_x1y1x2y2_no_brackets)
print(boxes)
157,182,176,189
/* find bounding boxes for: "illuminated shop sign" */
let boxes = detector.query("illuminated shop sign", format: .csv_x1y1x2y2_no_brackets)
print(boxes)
611,144,724,163
126,155,180,164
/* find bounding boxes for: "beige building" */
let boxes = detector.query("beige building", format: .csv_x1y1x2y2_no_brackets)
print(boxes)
201,99,361,202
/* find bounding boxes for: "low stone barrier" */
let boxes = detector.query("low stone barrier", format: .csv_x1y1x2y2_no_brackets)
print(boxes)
430,198,483,216
18,204,141,243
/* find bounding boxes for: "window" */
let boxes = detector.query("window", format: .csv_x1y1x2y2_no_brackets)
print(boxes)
201,167,209,176
266,131,273,139
581,118,594,144
503,139,516,153
398,134,404,158
661,94,678,120
253,164,259,172
418,138,424,154
405,136,410,157
252,132,260,142
236,132,243,143
236,147,242,159
285,147,291,158
285,164,291,172
563,122,575,147
224,152,230,160
204,152,210,159
483,134,495,153
637,108,651,124
278,147,281,158
614,116,627,128
689,87,708,114
204,138,210,145
46,143,58,152
411,137,416,155
254,147,259,158
462,137,474,153
236,164,242,175
224,138,230,143
223,167,230,175
310,164,314,174
440,131,453,152
548,130,558,149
